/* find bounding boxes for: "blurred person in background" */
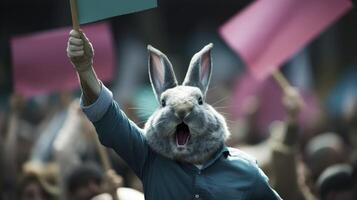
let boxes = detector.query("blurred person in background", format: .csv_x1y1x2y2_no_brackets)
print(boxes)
54,101,143,199
1,91,73,194
65,162,143,200
342,95,357,168
18,162,59,200
54,99,98,198
235,86,318,200
268,87,317,200
2,94,37,199
304,132,348,185
19,174,55,200
316,164,355,200
53,99,143,196
65,163,105,200
30,91,73,164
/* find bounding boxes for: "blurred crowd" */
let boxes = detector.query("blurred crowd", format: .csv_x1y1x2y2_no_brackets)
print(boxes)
1,0,357,200
1,69,356,200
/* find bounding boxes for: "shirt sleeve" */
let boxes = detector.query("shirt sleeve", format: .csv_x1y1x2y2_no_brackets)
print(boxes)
80,84,149,179
251,163,282,200
80,84,113,122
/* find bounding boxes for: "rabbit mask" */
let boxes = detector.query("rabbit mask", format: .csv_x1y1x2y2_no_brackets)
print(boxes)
144,44,230,164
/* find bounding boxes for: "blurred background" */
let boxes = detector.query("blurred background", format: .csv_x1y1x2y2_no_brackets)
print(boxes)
1,0,357,200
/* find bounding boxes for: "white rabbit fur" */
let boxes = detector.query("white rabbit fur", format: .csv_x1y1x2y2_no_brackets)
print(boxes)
144,44,230,164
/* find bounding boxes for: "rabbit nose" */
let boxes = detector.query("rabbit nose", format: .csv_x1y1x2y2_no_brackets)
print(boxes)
175,103,193,120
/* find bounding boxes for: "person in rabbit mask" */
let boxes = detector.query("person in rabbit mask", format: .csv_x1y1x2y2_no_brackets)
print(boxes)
66,30,281,200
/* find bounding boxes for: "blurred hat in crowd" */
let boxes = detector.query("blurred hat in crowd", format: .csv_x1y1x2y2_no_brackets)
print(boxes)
65,162,104,194
317,164,354,200
305,132,347,180
21,161,60,197
65,162,106,200
306,132,345,156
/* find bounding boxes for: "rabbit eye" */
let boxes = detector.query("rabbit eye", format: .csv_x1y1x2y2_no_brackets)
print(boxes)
161,99,166,107
198,97,203,105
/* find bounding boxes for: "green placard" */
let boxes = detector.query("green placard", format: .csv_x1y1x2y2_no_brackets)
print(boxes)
77,0,157,24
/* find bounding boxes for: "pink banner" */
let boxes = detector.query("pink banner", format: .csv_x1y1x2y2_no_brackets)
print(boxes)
11,22,114,98
219,0,352,80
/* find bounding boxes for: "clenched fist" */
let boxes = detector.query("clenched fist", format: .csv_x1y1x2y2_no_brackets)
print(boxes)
282,87,304,120
67,30,94,72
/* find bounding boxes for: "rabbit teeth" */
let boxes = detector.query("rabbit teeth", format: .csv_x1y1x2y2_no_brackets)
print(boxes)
175,123,191,148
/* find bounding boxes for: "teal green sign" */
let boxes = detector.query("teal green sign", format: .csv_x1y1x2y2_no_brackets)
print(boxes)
77,0,157,24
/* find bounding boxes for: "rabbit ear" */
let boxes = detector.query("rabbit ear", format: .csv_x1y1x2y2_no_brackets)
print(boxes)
148,45,178,101
182,43,213,96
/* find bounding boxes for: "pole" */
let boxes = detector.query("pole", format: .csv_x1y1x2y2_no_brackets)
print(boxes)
272,70,291,93
69,0,80,30
92,131,112,171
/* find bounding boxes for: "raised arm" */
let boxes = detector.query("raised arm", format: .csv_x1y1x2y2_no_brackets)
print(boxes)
66,30,150,179
270,87,317,200
67,30,100,105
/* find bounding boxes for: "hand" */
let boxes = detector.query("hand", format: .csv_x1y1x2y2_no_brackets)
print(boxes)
67,30,94,72
242,96,260,117
282,87,303,121
101,169,123,196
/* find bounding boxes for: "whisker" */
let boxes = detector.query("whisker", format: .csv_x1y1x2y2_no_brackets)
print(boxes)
207,86,219,92
220,115,233,119
152,119,167,127
218,112,232,116
135,113,151,117
210,96,230,106
213,106,243,110
166,127,176,134
212,106,232,109
224,118,235,121
128,107,153,111
212,106,233,113
213,108,230,112
136,120,148,125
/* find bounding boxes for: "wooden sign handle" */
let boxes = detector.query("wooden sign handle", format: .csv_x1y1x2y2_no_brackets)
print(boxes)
70,0,113,176
272,70,291,93
70,0,80,30
92,131,112,171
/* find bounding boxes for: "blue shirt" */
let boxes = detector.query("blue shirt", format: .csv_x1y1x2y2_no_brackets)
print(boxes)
81,85,282,200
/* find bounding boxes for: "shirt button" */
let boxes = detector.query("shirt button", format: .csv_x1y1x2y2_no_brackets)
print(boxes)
194,194,200,198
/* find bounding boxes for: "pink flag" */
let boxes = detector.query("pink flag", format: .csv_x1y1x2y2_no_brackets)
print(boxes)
11,22,114,98
219,0,352,80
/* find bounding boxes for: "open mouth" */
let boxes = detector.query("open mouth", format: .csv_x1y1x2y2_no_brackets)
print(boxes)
175,123,191,148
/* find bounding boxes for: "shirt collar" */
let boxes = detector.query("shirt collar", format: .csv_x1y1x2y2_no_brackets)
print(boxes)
200,144,230,170
178,144,230,171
